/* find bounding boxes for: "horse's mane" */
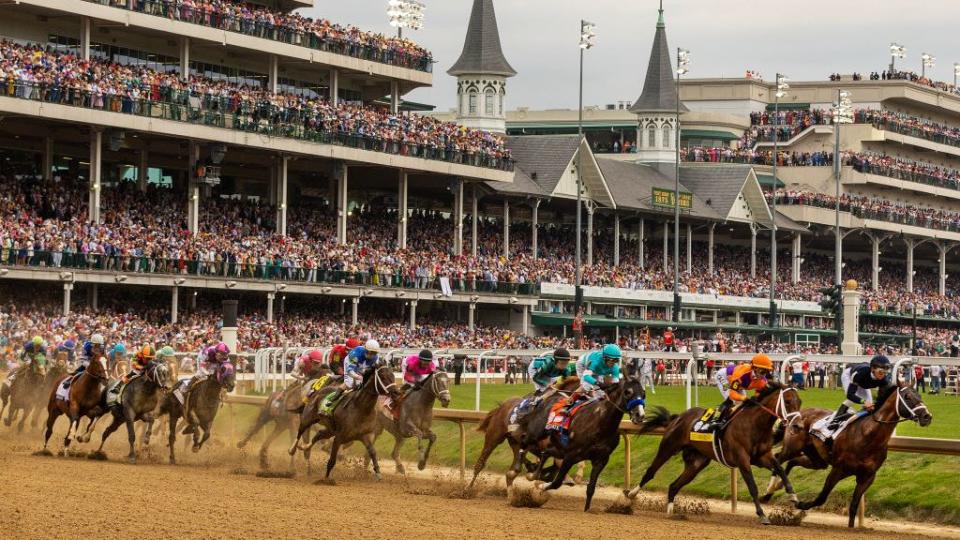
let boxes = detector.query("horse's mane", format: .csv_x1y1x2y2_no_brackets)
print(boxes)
756,380,784,400
874,383,897,410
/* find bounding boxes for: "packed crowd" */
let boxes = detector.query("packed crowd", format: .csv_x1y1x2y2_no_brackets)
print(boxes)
682,146,833,166
848,152,960,191
89,0,433,72
0,40,511,169
770,189,960,233
830,69,960,97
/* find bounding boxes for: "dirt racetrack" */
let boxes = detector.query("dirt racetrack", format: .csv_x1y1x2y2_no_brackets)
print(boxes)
0,425,954,540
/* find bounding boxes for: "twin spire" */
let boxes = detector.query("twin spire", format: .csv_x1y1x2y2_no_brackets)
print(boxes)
448,0,516,78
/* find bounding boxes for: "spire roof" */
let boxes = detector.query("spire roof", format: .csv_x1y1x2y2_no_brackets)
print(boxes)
447,0,516,78
630,5,688,113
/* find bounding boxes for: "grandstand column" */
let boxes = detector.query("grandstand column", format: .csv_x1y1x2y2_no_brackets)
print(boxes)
638,218,645,269
468,303,476,332
268,161,277,205
90,284,98,312
662,221,668,271
80,17,91,60
336,162,349,245
137,150,148,193
187,142,200,233
502,199,510,258
171,287,179,325
276,156,288,236
905,238,916,293
791,233,801,284
750,223,758,278
268,55,279,94
938,242,952,296
329,69,340,107
871,236,882,292
471,187,479,255
390,81,400,114
351,297,359,326
43,137,53,181
708,223,715,275
179,38,190,80
613,214,620,267
531,199,541,260
586,204,594,266
522,305,530,336
398,171,408,249
88,128,102,224
686,223,692,274
409,301,417,330
453,179,464,256
62,283,73,316
266,293,275,323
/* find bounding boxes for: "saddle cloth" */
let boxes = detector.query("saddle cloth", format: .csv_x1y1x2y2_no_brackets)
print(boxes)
55,376,74,402
105,380,125,407
691,407,722,441
545,396,596,434
319,389,348,415
304,375,333,403
811,411,868,442
172,378,191,405
508,398,534,426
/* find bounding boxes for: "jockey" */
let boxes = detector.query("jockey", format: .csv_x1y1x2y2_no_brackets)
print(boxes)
827,355,893,430
76,334,106,374
529,348,575,397
323,339,380,407
714,354,773,423
57,339,77,366
123,345,156,383
183,342,231,420
327,338,361,377
714,362,736,399
106,342,127,373
9,336,46,383
401,349,438,395
571,344,622,402
292,350,327,382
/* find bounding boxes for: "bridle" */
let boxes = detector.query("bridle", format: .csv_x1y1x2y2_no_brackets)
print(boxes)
754,387,801,426
603,379,645,415
873,386,930,424
372,367,399,396
427,373,451,403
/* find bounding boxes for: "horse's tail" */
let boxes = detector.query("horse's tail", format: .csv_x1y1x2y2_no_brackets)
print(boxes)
772,421,786,446
638,405,676,433
477,403,501,433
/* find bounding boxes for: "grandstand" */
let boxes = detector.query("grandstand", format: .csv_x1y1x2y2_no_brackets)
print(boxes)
1,0,958,355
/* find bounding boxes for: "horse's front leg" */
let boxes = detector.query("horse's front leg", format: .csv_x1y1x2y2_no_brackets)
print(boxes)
391,433,407,475
124,410,139,463
419,429,437,471
362,433,383,481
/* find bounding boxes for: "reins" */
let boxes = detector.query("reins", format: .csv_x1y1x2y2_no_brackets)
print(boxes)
872,387,928,424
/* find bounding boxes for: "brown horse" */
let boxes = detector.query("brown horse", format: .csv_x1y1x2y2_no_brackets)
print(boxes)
236,370,334,472
374,371,451,474
536,376,648,511
625,382,801,524
469,377,581,488
157,362,236,464
2,359,55,432
42,355,110,453
763,384,931,527
288,365,400,481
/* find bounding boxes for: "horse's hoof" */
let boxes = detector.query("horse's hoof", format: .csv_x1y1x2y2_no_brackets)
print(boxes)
87,451,108,461
3,419,11,427
191,444,200,454
524,472,537,481
759,494,772,504
760,515,771,526
374,472,382,482
128,456,137,465
396,465,406,475
169,458,176,465
417,461,427,471
666,502,674,515
236,441,246,449
788,493,799,505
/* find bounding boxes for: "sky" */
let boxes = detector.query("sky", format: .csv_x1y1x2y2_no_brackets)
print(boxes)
306,0,960,112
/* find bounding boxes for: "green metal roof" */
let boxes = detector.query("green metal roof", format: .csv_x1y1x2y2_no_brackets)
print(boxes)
756,174,786,188
765,102,810,111
681,129,739,141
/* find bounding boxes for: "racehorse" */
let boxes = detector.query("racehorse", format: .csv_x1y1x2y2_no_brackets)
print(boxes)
2,358,66,432
157,362,236,464
762,384,931,527
1,360,47,432
374,371,451,474
533,376,647,511
288,365,400,481
236,369,334,472
469,377,580,488
42,355,110,453
93,362,173,463
625,382,801,524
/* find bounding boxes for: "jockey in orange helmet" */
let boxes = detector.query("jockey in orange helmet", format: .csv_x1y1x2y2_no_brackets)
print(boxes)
713,353,773,424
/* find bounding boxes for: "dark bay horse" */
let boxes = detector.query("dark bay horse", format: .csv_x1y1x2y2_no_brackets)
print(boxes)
625,382,801,524
157,362,236,464
288,365,400,481
2,359,62,432
237,371,334,472
42,356,110,453
374,371,451,474
469,377,581,488
763,384,931,527
535,377,647,511
94,362,173,463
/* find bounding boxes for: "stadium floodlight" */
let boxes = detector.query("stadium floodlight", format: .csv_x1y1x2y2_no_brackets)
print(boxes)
831,89,852,302
676,48,690,75
775,74,789,98
579,21,597,50
387,1,425,38
769,72,789,329
921,52,935,78
672,47,690,323
954,63,960,88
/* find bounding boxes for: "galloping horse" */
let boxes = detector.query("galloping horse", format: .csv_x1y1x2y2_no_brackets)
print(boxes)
763,384,931,527
289,365,400,481
469,377,581,489
374,371,451,474
157,361,236,464
237,369,334,472
534,376,647,511
2,358,63,432
625,382,801,524
94,362,173,463
42,355,110,453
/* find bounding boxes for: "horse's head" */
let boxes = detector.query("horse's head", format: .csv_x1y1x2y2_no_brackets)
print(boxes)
429,371,451,408
367,365,399,399
757,381,802,426
620,377,646,425
887,384,933,427
149,362,174,391
215,362,237,392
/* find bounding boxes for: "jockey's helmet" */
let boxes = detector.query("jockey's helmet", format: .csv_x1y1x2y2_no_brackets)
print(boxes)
62,339,76,351
138,345,156,360
308,350,324,363
365,339,381,354
158,346,176,359
750,353,773,374
214,342,231,356
553,348,571,361
91,334,105,346
869,355,891,378
417,349,433,363
112,343,127,357
601,344,622,363
346,338,363,349
31,336,43,348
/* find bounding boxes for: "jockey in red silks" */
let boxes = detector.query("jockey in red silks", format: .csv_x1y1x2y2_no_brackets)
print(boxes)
292,350,327,382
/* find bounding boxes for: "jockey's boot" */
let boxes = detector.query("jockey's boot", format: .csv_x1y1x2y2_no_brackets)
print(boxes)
321,388,344,415
826,404,850,431
713,399,733,428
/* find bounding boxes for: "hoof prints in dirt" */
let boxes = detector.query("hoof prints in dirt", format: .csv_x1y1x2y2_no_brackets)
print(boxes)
507,485,550,508
32,449,54,457
314,478,337,486
624,494,711,516
256,470,296,479
87,451,108,461
604,495,636,515
231,467,249,476
768,507,807,526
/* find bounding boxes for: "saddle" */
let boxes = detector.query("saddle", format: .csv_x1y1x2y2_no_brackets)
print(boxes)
811,410,868,443
319,389,349,416
544,395,596,445
508,397,536,428
55,376,75,402
304,375,333,403
171,378,191,405
104,379,126,407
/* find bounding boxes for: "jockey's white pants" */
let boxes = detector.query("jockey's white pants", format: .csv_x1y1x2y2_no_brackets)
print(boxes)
840,367,873,406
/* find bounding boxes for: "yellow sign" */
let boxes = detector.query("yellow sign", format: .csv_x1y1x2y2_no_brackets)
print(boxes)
652,188,693,210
